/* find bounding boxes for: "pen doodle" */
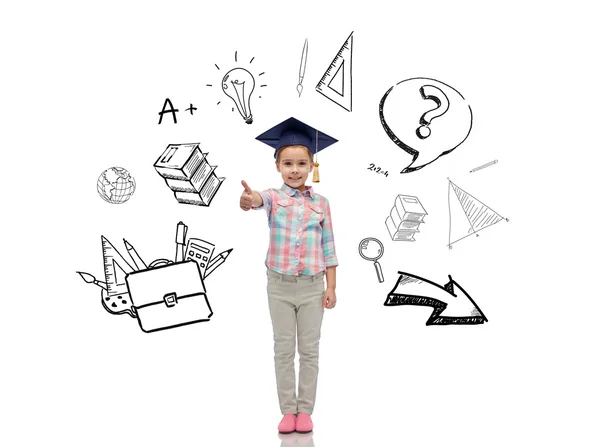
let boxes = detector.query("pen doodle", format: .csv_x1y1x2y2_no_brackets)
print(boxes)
379,77,473,173
97,167,136,204
385,194,427,242
154,143,225,207
448,178,508,248
358,237,384,283
78,222,233,333
206,51,266,123
385,271,488,325
316,32,353,112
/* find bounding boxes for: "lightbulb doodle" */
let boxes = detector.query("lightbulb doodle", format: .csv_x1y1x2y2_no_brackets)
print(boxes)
77,221,233,333
379,77,473,173
206,51,267,124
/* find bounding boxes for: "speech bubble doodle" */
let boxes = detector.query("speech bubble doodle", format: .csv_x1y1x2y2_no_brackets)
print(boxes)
379,78,472,173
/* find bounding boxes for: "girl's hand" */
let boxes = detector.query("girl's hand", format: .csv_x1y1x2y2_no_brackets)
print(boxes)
323,287,336,309
240,180,254,211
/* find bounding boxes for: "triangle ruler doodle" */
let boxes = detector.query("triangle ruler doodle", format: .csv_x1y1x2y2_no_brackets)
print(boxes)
102,236,134,296
316,32,353,112
448,179,507,248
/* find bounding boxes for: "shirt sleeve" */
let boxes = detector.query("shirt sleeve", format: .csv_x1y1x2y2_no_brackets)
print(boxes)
321,198,339,268
255,189,273,214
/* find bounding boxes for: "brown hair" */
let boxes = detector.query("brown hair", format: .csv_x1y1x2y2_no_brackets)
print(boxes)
275,145,314,163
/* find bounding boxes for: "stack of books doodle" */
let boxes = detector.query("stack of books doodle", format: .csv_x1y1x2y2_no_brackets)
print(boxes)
385,194,427,241
154,143,225,206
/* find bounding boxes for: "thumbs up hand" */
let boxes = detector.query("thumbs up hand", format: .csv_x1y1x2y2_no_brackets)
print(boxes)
240,180,254,211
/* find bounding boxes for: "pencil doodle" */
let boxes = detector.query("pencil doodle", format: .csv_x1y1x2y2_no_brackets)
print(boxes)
385,194,427,242
207,51,266,123
448,178,508,248
470,159,498,173
385,271,488,325
379,77,473,173
154,143,225,206
297,38,308,97
97,167,136,204
77,222,233,333
316,32,353,112
358,237,384,283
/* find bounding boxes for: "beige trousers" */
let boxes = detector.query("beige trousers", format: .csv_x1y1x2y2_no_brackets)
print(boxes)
267,269,325,415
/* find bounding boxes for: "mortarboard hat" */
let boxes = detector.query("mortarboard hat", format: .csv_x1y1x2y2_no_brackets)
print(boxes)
255,117,338,182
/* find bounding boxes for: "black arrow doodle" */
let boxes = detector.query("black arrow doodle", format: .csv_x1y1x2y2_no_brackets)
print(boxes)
384,271,488,325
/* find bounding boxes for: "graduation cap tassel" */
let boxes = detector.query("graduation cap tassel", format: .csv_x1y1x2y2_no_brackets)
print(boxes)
312,130,320,183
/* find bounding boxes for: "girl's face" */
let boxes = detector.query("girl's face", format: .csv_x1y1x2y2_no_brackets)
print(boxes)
276,145,314,192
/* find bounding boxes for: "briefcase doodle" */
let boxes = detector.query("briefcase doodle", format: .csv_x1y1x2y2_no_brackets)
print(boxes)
126,261,212,333
78,221,233,333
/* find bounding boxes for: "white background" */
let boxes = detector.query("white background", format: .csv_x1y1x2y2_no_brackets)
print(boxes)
1,1,598,446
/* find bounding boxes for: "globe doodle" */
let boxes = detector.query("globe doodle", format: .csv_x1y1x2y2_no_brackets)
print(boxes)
97,167,136,204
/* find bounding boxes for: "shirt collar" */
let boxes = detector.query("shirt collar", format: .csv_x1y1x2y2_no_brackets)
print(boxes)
281,183,315,198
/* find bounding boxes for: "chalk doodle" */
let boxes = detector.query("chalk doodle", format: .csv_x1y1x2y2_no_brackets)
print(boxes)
384,271,488,325
78,222,233,333
154,143,225,206
206,51,266,124
316,32,353,112
379,77,473,173
385,194,427,242
97,167,136,204
448,178,508,248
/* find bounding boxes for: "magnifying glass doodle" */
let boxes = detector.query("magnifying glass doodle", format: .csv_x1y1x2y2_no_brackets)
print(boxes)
358,237,384,283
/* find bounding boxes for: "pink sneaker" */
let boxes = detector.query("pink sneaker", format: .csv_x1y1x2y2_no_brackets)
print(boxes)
295,412,313,433
278,414,297,434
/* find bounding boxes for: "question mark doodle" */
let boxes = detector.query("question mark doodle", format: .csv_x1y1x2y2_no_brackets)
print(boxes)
416,85,450,139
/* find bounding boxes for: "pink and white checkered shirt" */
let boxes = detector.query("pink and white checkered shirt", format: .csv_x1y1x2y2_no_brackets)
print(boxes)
256,184,338,276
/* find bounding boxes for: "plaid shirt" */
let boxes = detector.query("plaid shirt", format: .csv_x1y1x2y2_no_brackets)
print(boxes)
256,184,338,276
